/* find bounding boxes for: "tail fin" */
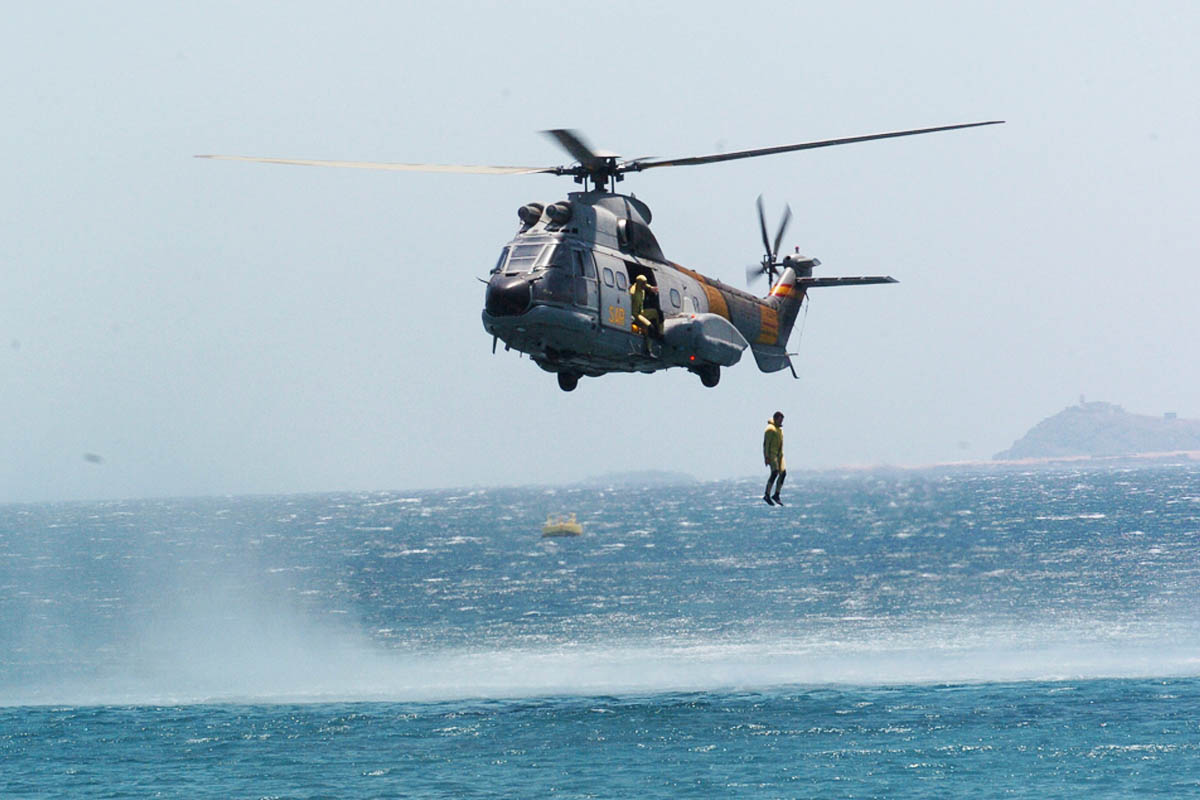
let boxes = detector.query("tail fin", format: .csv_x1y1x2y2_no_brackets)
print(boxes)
750,267,805,373
752,266,897,374
765,267,806,346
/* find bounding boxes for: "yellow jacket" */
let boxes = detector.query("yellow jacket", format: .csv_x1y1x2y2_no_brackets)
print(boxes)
630,280,648,317
763,420,785,471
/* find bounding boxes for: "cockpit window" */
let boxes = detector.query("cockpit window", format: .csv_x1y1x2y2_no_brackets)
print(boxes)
535,244,566,269
505,243,545,272
491,247,510,274
572,249,596,278
528,243,573,304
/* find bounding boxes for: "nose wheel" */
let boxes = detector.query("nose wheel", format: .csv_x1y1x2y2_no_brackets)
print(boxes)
557,371,580,392
693,364,720,387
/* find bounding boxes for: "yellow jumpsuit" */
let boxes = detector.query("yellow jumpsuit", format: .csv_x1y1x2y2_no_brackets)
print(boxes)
763,420,785,472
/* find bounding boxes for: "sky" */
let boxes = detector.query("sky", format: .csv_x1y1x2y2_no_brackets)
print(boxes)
4,1,1199,502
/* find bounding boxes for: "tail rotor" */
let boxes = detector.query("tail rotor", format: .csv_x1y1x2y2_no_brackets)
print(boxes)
746,195,793,287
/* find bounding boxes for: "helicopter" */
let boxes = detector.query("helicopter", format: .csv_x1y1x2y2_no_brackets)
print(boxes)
198,120,1002,391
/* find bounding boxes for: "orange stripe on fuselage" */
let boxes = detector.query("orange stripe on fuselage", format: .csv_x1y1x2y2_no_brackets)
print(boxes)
671,263,733,322
701,283,730,319
756,305,779,345
671,263,785,345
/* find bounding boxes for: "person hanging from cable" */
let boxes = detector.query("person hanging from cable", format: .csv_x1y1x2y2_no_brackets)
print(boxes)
763,411,786,506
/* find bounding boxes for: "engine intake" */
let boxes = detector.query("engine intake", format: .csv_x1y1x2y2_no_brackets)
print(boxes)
517,203,544,227
546,201,573,224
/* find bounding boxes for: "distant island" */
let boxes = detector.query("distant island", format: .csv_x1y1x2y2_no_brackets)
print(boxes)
994,400,1200,460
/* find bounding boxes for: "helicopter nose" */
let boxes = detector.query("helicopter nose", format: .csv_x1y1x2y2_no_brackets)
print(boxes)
485,275,532,316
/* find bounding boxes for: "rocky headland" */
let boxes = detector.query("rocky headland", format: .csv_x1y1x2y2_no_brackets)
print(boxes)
994,401,1200,460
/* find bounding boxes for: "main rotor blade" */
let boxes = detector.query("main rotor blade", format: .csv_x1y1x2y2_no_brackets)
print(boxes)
630,120,1004,171
756,195,771,257
542,129,606,169
194,154,554,175
772,204,792,258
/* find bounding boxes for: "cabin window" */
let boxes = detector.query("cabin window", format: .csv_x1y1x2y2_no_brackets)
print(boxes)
616,272,627,291
491,247,510,274
602,267,615,287
669,288,682,308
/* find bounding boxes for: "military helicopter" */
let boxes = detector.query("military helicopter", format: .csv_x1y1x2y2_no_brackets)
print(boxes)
198,121,1001,391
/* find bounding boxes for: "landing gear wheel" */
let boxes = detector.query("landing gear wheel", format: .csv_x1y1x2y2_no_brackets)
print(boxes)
698,364,720,388
557,371,580,392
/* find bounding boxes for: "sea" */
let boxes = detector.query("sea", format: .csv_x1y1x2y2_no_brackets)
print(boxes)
2,465,1199,798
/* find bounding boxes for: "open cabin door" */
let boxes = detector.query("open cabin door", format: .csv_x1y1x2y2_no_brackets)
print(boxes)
594,251,632,332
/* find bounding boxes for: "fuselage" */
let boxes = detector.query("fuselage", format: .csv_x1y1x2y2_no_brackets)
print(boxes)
481,190,804,383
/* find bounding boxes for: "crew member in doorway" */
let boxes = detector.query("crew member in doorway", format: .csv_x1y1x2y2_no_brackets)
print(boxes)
763,411,786,505
629,274,660,339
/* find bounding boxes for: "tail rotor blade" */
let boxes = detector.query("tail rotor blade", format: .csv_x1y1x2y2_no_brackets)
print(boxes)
756,195,771,258
772,204,792,258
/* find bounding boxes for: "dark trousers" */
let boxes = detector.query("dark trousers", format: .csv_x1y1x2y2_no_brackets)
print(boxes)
766,468,786,498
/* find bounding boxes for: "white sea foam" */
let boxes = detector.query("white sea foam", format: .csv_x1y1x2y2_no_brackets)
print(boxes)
9,622,1199,707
